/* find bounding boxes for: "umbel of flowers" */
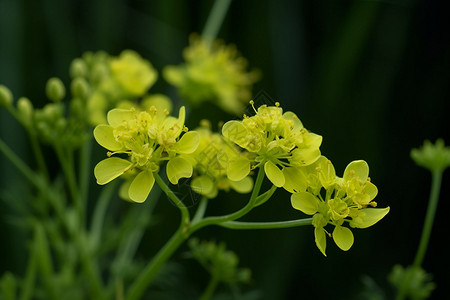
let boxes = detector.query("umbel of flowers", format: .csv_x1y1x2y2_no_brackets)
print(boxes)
187,120,254,198
290,157,390,256
163,34,260,115
93,105,199,203
220,101,389,255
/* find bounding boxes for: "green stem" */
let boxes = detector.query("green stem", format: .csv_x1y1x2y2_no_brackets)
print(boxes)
189,166,266,233
29,133,50,182
201,0,232,48
78,135,93,226
154,172,190,226
192,196,209,223
34,223,58,300
220,218,313,230
125,228,188,300
199,275,220,300
5,105,49,181
20,239,38,300
125,173,191,300
413,170,443,267
54,144,80,212
0,137,38,186
125,167,267,300
90,181,118,250
73,232,107,300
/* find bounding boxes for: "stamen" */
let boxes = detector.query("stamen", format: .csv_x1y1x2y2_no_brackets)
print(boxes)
249,100,257,114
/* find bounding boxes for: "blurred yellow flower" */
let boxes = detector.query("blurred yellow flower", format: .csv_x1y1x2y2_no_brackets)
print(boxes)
163,35,260,115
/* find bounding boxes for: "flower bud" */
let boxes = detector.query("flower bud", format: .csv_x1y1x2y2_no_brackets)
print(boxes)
46,77,66,102
91,64,109,85
69,58,88,78
71,77,90,99
17,97,34,127
0,84,13,107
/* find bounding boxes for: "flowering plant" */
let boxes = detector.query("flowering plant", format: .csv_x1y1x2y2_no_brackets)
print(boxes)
0,1,393,299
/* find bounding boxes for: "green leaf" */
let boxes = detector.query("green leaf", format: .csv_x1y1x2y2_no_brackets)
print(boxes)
291,192,319,215
94,157,133,185
128,170,155,203
332,225,354,251
264,161,285,187
166,156,193,184
93,124,123,151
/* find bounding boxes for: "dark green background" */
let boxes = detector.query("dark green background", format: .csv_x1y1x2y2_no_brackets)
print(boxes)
1,0,449,299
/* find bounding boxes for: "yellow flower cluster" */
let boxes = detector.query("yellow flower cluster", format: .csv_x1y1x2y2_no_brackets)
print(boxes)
221,101,389,255
187,121,253,198
71,50,158,125
290,158,389,256
163,35,260,115
222,101,322,188
93,105,199,203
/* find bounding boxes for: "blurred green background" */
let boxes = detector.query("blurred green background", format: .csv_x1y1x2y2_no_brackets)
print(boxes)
1,0,449,299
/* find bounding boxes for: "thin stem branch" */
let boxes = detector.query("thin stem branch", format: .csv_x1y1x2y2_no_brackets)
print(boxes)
125,229,187,300
90,181,118,250
78,134,93,226
192,196,209,223
189,166,266,233
0,137,38,186
199,275,219,300
201,0,232,48
220,218,313,230
154,172,190,226
413,170,443,267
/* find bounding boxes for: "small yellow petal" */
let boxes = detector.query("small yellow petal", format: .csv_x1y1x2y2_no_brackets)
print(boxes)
314,227,327,257
128,170,155,203
291,192,319,215
227,157,250,181
166,156,193,184
94,157,133,185
264,161,285,187
94,124,122,151
175,131,200,154
332,226,354,251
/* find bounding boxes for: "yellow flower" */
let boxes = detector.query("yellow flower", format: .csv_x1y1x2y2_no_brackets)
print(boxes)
93,105,199,203
71,50,158,125
163,34,260,115
188,121,253,198
290,158,389,256
222,102,321,188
